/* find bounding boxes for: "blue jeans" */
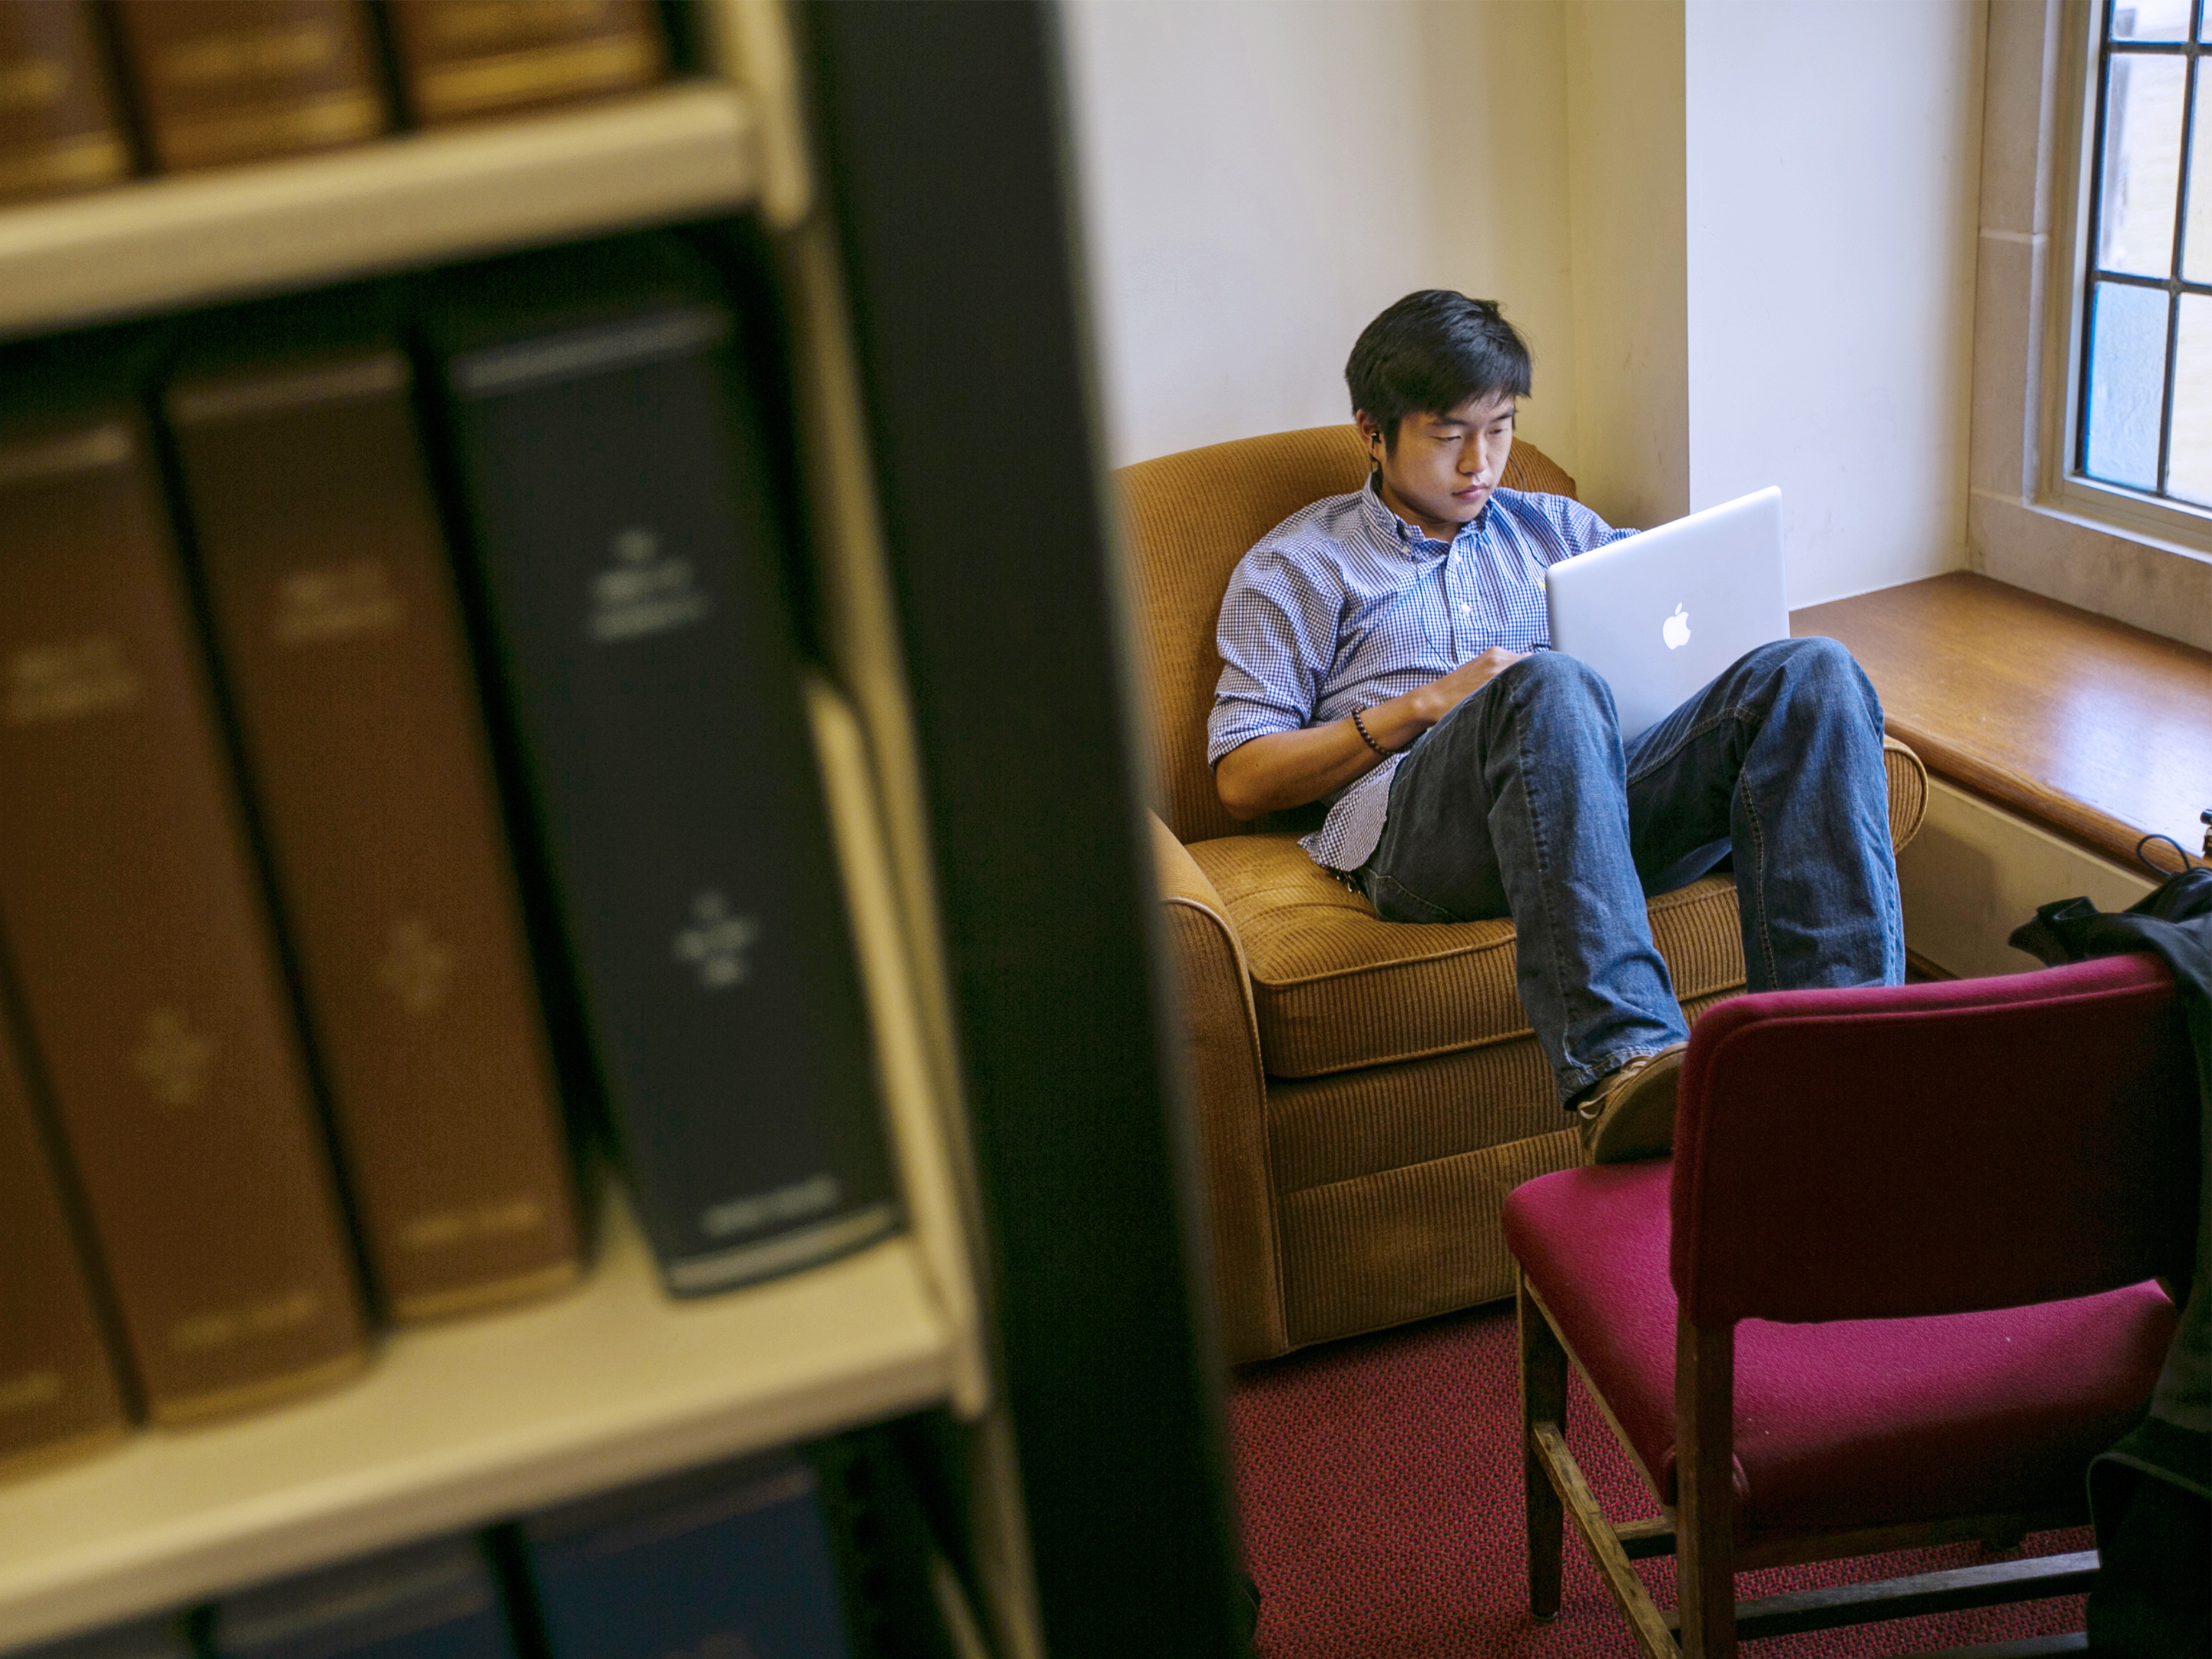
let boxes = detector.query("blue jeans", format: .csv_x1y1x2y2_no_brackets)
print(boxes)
1359,637,1903,1106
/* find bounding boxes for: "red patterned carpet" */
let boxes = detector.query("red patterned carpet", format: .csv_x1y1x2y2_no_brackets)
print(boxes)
1227,1300,2091,1657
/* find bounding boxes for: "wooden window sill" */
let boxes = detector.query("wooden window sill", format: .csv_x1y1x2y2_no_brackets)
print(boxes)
1792,572,2212,869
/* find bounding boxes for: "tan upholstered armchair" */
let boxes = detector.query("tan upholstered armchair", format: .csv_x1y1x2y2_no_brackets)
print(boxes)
1121,425,1929,1365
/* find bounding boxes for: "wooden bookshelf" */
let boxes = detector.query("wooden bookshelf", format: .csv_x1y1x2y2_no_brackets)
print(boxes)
0,1194,953,1654
0,2,1056,1649
0,80,757,341
0,668,983,1656
0,21,999,1644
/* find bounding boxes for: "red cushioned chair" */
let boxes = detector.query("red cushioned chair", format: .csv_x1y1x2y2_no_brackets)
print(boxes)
1502,953,2197,1658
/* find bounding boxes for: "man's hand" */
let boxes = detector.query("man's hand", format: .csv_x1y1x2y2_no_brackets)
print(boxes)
1406,647,1528,728
1214,647,1530,821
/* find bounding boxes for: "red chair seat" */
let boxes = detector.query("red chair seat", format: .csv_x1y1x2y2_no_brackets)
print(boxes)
1502,1161,2179,1540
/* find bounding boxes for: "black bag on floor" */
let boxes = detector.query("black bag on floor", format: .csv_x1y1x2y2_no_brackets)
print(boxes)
2011,844,2211,1657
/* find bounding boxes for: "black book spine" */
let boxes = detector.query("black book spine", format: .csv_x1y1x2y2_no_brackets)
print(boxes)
424,282,896,1296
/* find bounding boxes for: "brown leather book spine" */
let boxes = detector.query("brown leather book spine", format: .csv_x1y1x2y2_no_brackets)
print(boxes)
0,999,131,1479
384,0,664,127
0,2,131,202
110,0,388,172
0,411,368,1423
168,351,581,1323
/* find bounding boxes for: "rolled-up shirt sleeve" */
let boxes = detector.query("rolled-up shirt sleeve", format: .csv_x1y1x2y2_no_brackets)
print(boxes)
1207,547,1340,769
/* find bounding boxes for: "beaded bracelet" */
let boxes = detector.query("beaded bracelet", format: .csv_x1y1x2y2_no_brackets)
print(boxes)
1351,707,1391,758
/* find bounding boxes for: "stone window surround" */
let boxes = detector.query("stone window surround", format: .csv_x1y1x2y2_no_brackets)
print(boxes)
1972,0,2212,651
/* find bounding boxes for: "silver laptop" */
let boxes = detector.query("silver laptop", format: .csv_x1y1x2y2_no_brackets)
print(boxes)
1544,486,1790,740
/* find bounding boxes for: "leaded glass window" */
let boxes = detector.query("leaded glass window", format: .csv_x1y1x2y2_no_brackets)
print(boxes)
2078,0,2212,508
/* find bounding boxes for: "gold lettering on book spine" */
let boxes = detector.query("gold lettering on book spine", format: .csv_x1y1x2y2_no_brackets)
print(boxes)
0,1370,64,1413
425,0,615,51
399,1197,547,1251
0,422,130,488
377,916,457,1014
393,1259,577,1322
152,1349,363,1424
272,559,402,644
0,1421,129,1479
416,36,657,119
0,133,127,195
160,88,382,168
131,1007,219,1106
157,25,335,88
5,636,141,726
0,56,68,111
168,1289,320,1354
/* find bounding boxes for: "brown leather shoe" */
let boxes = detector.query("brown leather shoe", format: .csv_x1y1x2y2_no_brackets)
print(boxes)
1575,1041,1690,1165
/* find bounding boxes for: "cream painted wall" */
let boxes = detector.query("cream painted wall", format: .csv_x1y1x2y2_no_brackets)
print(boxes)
1058,0,1582,472
1684,0,1986,608
1424,1,1581,475
1561,0,1689,528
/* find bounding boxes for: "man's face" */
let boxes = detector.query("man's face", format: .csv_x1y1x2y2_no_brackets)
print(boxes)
1359,390,1517,541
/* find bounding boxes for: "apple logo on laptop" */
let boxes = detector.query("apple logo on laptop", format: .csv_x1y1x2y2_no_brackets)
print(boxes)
1663,604,1691,651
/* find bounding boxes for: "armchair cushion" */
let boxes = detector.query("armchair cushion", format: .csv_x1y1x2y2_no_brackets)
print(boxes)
1180,740,1925,1081
1505,1158,2178,1538
1187,833,1743,1078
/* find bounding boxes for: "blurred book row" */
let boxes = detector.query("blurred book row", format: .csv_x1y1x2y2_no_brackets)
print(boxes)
0,0,677,199
0,229,896,1476
22,1434,939,1659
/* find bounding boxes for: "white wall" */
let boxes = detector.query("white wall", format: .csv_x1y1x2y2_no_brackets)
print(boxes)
1060,0,1987,607
1058,1,1437,466
1563,0,1689,528
1684,0,1986,607
1424,1,1581,477
1058,0,1582,472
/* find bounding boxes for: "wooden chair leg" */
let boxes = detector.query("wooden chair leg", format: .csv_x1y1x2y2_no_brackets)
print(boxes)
1518,1270,1568,1621
1676,1318,1738,1659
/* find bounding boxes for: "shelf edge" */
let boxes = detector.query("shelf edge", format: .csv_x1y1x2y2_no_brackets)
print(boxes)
0,1217,950,1654
0,81,759,339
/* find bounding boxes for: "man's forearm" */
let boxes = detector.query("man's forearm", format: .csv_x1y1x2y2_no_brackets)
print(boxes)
1214,684,1442,820
1213,649,1526,821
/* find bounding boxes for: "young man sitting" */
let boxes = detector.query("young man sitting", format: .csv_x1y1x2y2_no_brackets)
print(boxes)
1207,290,1902,1163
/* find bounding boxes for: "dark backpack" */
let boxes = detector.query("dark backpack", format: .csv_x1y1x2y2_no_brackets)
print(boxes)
2011,841,2210,1659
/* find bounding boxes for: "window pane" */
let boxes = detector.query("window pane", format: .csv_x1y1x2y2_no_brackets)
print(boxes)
2188,66,2212,281
2098,53,2188,276
2167,294,2212,505
2084,280,2170,488
2111,0,2191,38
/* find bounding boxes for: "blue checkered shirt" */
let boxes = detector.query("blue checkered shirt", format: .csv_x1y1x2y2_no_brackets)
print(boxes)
1208,476,1634,873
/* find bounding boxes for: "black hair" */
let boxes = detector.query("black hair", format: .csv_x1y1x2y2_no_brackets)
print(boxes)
1345,291,1532,455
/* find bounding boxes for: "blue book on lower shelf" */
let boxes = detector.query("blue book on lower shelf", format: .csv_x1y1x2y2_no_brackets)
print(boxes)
20,1617,191,1659
518,1452,853,1659
209,1537,515,1659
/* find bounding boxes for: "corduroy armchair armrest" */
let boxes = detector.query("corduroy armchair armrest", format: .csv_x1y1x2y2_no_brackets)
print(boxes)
1148,812,1288,1362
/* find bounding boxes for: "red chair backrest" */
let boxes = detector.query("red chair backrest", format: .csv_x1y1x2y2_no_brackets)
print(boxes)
1671,953,2198,1327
